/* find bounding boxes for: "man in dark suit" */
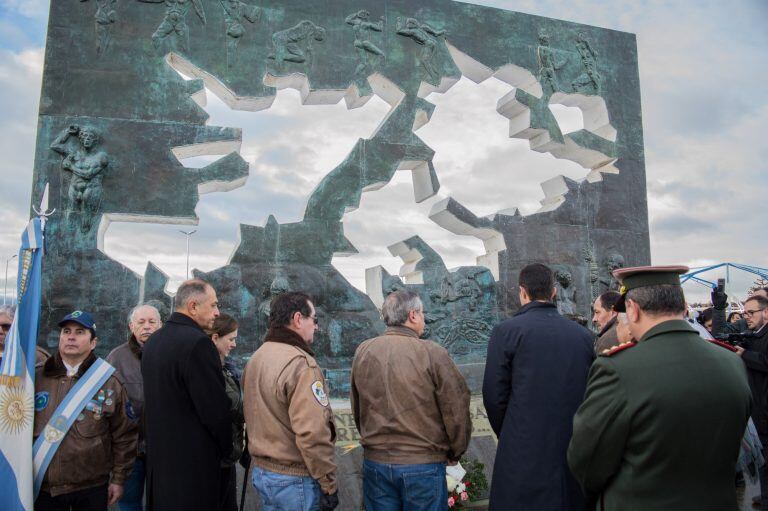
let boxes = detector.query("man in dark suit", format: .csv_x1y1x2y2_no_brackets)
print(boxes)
568,266,752,511
483,263,595,511
142,279,231,511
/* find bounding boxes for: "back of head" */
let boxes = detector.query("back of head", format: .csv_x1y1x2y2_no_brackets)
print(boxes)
598,291,621,312
269,292,312,329
175,279,211,311
519,263,554,301
625,284,686,316
381,290,422,327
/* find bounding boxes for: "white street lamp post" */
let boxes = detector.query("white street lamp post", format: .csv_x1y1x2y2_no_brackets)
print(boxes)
179,230,197,280
4,254,18,306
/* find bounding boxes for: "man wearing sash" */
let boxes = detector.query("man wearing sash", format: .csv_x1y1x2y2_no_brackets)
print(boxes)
33,310,138,511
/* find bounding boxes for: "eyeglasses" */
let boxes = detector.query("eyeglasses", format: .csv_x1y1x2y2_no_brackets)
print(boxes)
304,314,319,326
743,309,766,318
0,323,11,332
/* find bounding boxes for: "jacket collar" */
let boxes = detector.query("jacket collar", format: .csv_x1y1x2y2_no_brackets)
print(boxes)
43,350,98,378
515,301,557,316
264,326,315,356
599,315,618,337
639,319,697,343
167,311,204,333
128,334,143,359
383,325,420,339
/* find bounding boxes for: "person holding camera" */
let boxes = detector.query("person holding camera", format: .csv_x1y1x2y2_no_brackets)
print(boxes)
712,286,768,338
734,294,768,509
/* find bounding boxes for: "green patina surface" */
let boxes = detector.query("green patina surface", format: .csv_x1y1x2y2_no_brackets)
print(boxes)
31,0,648,396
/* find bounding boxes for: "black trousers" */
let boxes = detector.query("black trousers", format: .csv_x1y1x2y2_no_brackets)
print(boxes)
759,435,768,510
219,465,237,511
35,484,108,511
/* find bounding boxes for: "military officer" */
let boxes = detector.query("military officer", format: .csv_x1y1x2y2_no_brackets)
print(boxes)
568,266,752,511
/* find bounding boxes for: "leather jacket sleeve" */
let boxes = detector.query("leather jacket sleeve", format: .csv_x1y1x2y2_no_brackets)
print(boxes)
432,349,472,461
285,359,337,494
108,381,139,486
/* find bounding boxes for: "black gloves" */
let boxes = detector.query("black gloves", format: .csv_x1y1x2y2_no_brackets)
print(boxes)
320,492,339,511
711,288,728,310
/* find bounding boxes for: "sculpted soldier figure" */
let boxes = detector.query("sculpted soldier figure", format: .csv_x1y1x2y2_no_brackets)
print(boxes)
138,0,206,52
396,16,446,79
600,253,625,291
345,10,385,76
554,266,577,316
50,125,108,232
220,0,259,65
268,20,326,65
537,31,566,97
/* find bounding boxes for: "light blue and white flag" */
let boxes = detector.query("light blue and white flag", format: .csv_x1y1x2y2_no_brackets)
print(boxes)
0,217,45,511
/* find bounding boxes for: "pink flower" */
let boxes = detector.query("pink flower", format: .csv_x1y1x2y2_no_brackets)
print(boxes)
448,496,456,507
461,492,469,501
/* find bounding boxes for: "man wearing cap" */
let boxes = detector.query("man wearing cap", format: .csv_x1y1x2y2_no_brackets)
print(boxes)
568,266,752,511
33,311,138,511
106,303,162,511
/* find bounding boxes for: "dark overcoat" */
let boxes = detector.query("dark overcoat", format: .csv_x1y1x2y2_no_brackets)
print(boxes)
483,301,595,511
142,312,232,511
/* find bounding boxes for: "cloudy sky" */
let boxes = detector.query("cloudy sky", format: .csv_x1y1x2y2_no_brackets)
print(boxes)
0,0,766,305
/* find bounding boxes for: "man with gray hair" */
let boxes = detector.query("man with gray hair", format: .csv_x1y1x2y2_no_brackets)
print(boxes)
351,290,471,511
106,304,162,511
141,279,231,511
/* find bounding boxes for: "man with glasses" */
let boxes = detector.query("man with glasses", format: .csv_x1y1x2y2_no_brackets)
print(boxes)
734,294,768,510
0,304,49,366
351,290,471,511
242,291,338,511
712,287,768,338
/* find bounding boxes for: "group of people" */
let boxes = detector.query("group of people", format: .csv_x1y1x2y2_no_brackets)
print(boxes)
1,263,766,511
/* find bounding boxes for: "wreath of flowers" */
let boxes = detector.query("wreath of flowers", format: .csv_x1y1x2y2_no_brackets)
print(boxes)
446,458,488,508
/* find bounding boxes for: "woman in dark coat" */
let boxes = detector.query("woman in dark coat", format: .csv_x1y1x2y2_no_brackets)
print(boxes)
207,314,246,511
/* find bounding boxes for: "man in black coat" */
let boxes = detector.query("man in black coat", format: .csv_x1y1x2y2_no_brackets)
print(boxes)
483,263,595,511
142,279,232,510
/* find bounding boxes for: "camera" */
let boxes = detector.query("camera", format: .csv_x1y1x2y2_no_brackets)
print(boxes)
718,331,757,347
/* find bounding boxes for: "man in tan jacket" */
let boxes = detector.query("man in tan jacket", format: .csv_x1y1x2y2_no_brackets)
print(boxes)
243,291,338,511
351,290,472,511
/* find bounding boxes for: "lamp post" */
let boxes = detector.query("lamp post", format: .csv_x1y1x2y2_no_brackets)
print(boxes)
179,230,197,280
4,254,17,306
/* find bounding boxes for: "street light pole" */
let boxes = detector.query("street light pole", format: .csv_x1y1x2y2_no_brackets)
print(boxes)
4,254,18,306
179,230,197,280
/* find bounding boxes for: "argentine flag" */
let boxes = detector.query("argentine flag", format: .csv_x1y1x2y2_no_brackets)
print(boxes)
0,218,45,511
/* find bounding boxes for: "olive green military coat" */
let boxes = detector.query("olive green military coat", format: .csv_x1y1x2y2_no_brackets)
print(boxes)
568,320,751,511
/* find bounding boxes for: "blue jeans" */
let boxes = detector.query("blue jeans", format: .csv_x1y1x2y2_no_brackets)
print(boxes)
363,459,448,511
118,457,145,511
251,466,321,511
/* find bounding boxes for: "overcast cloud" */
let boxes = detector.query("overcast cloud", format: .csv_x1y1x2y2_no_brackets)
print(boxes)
1,1,766,304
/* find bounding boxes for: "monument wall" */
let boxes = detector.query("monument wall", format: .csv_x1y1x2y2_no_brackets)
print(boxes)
30,0,649,396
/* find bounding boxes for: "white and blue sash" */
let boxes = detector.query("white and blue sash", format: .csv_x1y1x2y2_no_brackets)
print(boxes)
32,358,115,498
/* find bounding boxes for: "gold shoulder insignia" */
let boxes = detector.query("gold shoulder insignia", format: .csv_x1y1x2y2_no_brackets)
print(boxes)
600,341,637,357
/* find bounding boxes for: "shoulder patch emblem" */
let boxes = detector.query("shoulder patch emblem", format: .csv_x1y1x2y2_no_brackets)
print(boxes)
600,341,637,357
34,391,49,412
311,380,329,407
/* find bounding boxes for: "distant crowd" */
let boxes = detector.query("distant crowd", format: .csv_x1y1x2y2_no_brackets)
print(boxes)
0,264,766,511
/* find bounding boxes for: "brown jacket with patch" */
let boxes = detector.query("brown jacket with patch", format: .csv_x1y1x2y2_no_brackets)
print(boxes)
351,325,472,464
33,351,138,497
242,327,337,494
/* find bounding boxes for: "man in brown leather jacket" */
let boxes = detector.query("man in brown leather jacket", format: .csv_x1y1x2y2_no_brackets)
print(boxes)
243,291,338,511
106,303,162,511
351,290,471,511
34,311,138,511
